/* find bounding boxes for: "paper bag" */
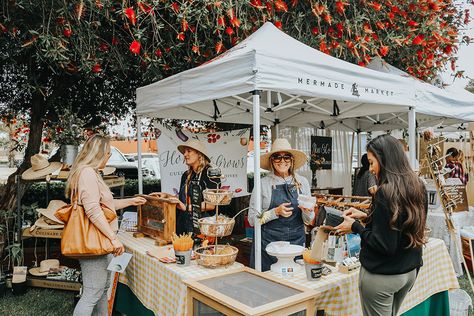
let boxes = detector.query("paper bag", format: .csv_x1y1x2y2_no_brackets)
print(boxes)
310,228,329,261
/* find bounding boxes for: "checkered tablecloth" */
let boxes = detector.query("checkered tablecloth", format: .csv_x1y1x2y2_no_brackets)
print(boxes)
118,232,243,316
266,238,459,316
119,232,458,316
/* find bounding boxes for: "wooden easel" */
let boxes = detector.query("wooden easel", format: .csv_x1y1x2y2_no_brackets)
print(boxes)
425,137,474,292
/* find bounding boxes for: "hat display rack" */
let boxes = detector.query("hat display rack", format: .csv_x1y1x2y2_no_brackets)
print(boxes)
425,137,474,292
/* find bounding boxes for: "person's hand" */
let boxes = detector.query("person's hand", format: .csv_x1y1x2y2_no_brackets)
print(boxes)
298,205,313,214
275,202,293,218
334,215,355,235
129,196,147,206
111,238,125,257
343,207,367,220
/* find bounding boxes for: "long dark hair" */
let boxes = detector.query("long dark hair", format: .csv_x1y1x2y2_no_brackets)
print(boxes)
357,154,369,179
367,134,426,248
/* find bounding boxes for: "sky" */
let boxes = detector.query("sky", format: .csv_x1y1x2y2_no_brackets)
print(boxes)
440,1,474,89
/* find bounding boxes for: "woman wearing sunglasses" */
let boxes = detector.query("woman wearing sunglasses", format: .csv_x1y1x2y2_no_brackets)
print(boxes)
249,138,314,271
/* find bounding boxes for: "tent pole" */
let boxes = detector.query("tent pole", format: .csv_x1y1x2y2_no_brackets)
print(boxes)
357,132,362,167
137,115,143,194
408,107,416,169
252,90,262,272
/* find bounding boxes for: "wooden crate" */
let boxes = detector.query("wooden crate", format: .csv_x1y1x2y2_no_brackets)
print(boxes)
185,267,317,316
137,193,177,243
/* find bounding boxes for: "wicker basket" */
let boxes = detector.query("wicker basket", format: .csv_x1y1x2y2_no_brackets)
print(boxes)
198,216,235,237
203,189,233,205
194,245,239,268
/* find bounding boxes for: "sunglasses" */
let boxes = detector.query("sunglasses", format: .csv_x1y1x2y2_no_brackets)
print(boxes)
271,154,292,163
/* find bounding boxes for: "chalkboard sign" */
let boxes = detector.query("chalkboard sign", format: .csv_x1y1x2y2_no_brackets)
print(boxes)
310,136,332,170
442,184,468,212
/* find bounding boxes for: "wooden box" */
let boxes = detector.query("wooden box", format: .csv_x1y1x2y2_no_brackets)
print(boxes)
137,193,176,243
185,267,317,316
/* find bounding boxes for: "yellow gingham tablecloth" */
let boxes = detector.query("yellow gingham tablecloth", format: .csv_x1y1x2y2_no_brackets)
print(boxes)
118,232,243,316
266,238,459,316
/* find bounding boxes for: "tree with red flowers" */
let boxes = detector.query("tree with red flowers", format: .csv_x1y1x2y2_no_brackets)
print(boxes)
0,0,471,211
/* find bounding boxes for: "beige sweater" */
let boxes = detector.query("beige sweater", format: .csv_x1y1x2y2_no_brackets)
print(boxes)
77,167,118,232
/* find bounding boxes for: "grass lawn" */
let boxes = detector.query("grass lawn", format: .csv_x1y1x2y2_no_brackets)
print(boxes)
0,288,75,316
1,273,472,315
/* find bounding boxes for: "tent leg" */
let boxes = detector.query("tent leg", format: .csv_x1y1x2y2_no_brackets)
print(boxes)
357,132,362,167
252,90,262,272
137,115,143,195
408,107,416,169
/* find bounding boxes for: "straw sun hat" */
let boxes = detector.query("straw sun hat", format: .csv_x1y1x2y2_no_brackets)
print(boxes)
177,139,211,162
36,200,67,224
21,154,63,180
260,138,308,171
29,259,60,277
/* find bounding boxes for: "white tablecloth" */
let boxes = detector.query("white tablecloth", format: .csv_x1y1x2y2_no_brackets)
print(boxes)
426,206,474,275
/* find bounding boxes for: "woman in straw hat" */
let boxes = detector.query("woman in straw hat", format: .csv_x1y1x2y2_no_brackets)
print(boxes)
249,138,315,271
170,139,220,235
66,135,146,316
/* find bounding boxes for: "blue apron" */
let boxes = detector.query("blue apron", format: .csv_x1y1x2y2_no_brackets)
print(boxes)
250,181,306,272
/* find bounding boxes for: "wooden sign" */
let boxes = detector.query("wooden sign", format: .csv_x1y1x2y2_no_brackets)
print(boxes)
442,185,468,212
310,136,332,170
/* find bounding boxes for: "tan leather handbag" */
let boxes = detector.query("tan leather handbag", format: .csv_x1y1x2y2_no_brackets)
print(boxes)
55,196,116,257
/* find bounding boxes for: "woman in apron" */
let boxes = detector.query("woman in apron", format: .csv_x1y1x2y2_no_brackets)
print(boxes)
249,138,315,271
174,140,219,235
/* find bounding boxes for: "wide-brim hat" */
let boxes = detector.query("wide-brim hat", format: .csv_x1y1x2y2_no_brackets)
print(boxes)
31,216,64,230
260,138,308,171
29,259,60,277
177,139,211,162
99,166,116,176
36,200,67,224
22,154,63,180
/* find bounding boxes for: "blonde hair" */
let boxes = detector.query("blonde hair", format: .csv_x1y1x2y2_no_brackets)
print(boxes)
66,135,110,198
185,151,210,187
270,154,302,189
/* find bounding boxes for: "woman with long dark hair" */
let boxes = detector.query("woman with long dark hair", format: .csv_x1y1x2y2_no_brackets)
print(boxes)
352,153,377,197
335,134,427,316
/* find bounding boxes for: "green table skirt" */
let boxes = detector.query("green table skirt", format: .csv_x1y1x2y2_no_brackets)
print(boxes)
113,283,450,316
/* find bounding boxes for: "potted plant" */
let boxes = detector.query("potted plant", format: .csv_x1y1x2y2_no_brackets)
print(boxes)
5,243,27,295
46,108,86,165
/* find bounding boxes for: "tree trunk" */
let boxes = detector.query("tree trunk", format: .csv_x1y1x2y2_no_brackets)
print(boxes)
0,91,46,212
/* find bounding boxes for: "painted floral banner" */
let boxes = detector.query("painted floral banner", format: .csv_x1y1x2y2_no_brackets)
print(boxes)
155,124,250,197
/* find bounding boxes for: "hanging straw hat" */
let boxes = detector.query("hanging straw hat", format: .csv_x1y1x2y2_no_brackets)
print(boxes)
36,200,67,224
177,139,211,162
22,154,63,180
28,259,60,277
260,138,308,170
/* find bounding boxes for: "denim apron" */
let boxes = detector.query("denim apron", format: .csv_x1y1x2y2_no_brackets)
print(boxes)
250,180,305,272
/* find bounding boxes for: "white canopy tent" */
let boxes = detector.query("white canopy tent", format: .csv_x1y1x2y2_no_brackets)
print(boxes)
135,22,457,271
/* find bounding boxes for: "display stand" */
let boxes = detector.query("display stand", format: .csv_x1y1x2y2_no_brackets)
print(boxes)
425,137,474,292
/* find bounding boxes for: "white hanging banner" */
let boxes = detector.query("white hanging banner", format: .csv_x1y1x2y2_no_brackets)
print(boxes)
155,124,250,197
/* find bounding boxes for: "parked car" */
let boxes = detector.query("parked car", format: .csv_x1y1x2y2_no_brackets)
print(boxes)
107,147,151,179
133,153,161,180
